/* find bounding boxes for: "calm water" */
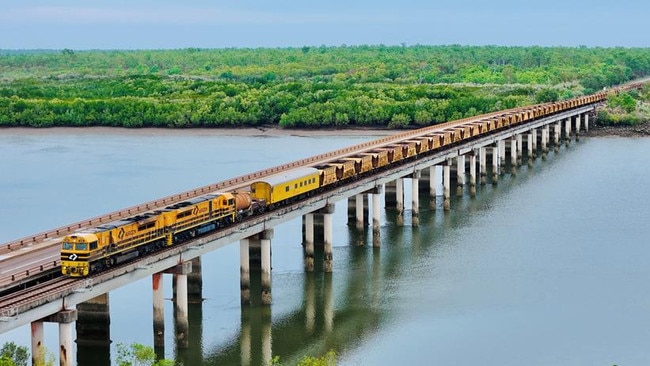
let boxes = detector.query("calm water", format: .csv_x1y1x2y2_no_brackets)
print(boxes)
1,129,650,366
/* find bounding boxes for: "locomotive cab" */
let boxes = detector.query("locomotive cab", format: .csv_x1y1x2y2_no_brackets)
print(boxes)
60,233,98,277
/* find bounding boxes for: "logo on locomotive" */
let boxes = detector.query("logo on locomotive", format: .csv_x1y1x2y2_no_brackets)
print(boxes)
118,227,136,239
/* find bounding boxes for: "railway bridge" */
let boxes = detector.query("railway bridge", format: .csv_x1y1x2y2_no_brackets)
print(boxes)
0,82,643,365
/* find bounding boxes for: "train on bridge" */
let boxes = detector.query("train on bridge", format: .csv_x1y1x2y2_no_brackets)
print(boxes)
60,84,641,277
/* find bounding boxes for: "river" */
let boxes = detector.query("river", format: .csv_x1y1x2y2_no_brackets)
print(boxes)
1,128,649,366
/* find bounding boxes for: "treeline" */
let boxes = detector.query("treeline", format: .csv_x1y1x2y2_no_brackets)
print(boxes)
0,81,535,128
597,85,650,125
0,45,649,128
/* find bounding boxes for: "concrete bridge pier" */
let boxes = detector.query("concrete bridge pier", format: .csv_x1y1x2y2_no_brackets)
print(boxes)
530,128,538,158
417,166,435,207
418,166,437,206
372,185,382,247
422,165,437,199
541,125,549,156
510,137,518,175
498,139,506,175
152,273,165,349
469,152,477,196
55,310,77,366
347,194,368,229
564,118,572,146
417,167,429,193
303,213,315,271
527,131,534,166
260,230,273,305
384,179,404,225
76,293,111,366
516,134,523,166
412,171,420,226
491,145,499,184
31,321,44,365
347,194,368,246
456,155,465,197
188,257,202,303
384,180,396,206
575,114,581,140
359,194,368,228
240,230,274,304
428,165,441,208
34,309,78,366
170,261,192,348
395,178,404,226
443,160,451,210
240,238,252,302
554,121,561,151
319,205,335,272
479,147,487,185
584,113,590,132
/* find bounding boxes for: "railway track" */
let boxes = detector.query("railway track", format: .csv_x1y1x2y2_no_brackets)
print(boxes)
0,277,77,317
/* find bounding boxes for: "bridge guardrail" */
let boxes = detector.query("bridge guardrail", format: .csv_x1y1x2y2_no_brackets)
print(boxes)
0,260,60,294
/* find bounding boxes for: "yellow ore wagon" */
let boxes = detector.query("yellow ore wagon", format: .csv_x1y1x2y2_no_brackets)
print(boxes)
250,167,321,208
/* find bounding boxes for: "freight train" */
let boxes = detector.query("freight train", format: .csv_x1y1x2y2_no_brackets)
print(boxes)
61,168,323,276
60,85,638,277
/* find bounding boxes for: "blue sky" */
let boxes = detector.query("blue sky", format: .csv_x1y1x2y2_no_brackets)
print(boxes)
1,0,648,49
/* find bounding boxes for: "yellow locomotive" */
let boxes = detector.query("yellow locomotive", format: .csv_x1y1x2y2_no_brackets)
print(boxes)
61,192,254,276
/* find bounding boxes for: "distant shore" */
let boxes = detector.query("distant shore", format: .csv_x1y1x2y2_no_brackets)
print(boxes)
1,122,649,138
0,126,396,138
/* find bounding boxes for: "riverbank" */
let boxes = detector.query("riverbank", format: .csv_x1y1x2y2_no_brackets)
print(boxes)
585,121,650,137
0,126,396,138
2,121,649,138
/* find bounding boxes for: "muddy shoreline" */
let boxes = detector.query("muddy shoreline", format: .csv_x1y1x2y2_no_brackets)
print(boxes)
1,122,649,138
583,122,650,137
0,126,396,138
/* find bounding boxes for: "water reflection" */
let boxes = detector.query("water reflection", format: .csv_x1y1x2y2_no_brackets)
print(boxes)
192,194,466,365
207,163,534,365
176,302,204,366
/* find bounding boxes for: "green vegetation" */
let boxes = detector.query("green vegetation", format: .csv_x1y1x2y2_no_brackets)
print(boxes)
0,342,28,366
115,343,173,366
597,84,650,126
0,342,53,366
0,45,649,128
0,341,170,366
271,350,337,366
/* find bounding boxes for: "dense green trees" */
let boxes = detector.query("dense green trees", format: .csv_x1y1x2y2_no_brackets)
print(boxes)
0,45,648,128
0,342,28,366
596,85,650,126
